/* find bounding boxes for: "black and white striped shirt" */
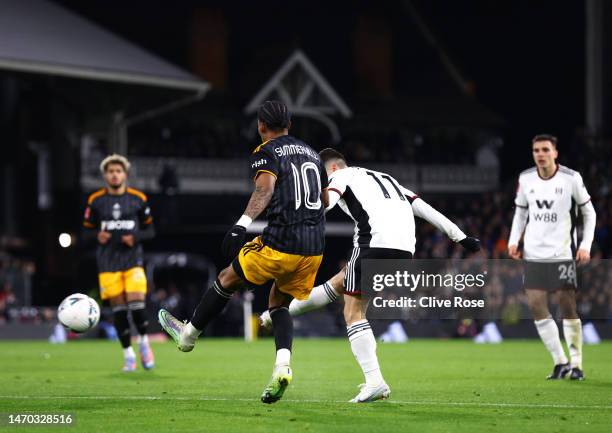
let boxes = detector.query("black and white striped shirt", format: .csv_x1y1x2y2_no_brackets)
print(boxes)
249,135,327,256
327,167,465,252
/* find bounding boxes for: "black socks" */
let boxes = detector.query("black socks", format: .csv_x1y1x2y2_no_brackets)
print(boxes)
190,279,234,330
128,301,149,336
112,305,131,349
270,306,293,352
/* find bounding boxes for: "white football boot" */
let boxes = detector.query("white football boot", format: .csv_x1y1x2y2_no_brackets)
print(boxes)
349,382,391,403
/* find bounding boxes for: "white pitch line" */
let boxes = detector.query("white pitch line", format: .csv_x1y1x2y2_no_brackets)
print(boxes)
0,395,610,410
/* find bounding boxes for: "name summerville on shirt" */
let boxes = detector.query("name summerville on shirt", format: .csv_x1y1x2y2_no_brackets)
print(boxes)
274,144,319,159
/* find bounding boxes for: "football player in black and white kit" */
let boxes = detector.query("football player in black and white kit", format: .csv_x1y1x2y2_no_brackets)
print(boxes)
508,134,596,381
262,148,480,402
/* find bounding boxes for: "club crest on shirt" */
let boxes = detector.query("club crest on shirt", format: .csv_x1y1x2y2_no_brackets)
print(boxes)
112,203,121,219
555,188,563,194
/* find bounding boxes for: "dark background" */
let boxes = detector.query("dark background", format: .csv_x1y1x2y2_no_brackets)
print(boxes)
0,1,610,328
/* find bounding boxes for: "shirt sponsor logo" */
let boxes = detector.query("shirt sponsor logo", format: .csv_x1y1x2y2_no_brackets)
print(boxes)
101,220,136,230
535,200,554,209
251,158,267,168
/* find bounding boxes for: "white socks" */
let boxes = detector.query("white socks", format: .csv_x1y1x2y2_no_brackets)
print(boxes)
184,322,202,340
123,346,136,359
137,334,149,345
289,281,339,317
275,348,291,367
347,320,384,386
563,319,583,369
534,317,568,365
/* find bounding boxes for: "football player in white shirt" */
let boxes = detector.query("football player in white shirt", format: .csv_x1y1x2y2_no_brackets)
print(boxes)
262,148,481,402
508,134,596,381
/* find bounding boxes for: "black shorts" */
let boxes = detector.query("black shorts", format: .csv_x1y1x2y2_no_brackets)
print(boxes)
344,247,413,297
523,260,578,291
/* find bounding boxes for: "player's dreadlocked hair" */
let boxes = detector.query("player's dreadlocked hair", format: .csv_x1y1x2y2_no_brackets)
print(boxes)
99,154,131,173
257,100,291,131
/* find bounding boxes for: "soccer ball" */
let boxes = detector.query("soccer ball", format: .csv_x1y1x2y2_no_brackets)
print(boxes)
57,293,100,333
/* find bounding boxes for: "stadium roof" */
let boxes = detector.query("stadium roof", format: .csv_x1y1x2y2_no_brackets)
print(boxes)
0,0,209,92
245,50,351,118
244,50,351,142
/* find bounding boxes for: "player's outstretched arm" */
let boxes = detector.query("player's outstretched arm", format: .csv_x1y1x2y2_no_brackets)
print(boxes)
409,196,480,252
221,172,276,260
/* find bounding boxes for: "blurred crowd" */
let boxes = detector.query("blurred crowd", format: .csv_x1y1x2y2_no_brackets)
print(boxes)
0,248,37,324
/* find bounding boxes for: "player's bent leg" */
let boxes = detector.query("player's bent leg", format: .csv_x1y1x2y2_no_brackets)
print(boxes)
344,295,390,403
159,265,242,352
126,291,154,370
559,290,584,380
289,268,344,315
262,288,293,404
109,293,136,372
259,268,346,329
526,289,570,378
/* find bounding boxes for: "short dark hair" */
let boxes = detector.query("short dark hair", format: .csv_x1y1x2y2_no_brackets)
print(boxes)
257,100,291,131
532,134,558,147
319,148,346,165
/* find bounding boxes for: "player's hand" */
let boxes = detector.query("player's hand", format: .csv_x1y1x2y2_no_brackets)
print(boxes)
576,248,591,265
121,234,135,248
221,225,247,260
97,231,111,245
459,237,481,253
508,244,522,260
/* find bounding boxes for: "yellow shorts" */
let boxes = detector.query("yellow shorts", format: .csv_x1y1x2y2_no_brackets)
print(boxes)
233,236,322,300
98,267,147,300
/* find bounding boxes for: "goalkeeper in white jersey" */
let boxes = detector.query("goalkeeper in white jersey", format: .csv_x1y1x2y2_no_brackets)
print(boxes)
262,148,480,402
508,134,596,381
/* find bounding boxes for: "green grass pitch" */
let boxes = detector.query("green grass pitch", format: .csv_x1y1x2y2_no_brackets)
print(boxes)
1,338,611,433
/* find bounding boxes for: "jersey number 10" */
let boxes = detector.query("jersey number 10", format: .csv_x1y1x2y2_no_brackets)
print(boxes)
291,162,322,210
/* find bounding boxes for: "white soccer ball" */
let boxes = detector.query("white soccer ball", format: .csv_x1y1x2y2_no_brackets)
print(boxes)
57,293,100,333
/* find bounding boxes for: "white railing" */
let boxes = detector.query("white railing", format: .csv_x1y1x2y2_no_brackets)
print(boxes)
82,157,498,193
